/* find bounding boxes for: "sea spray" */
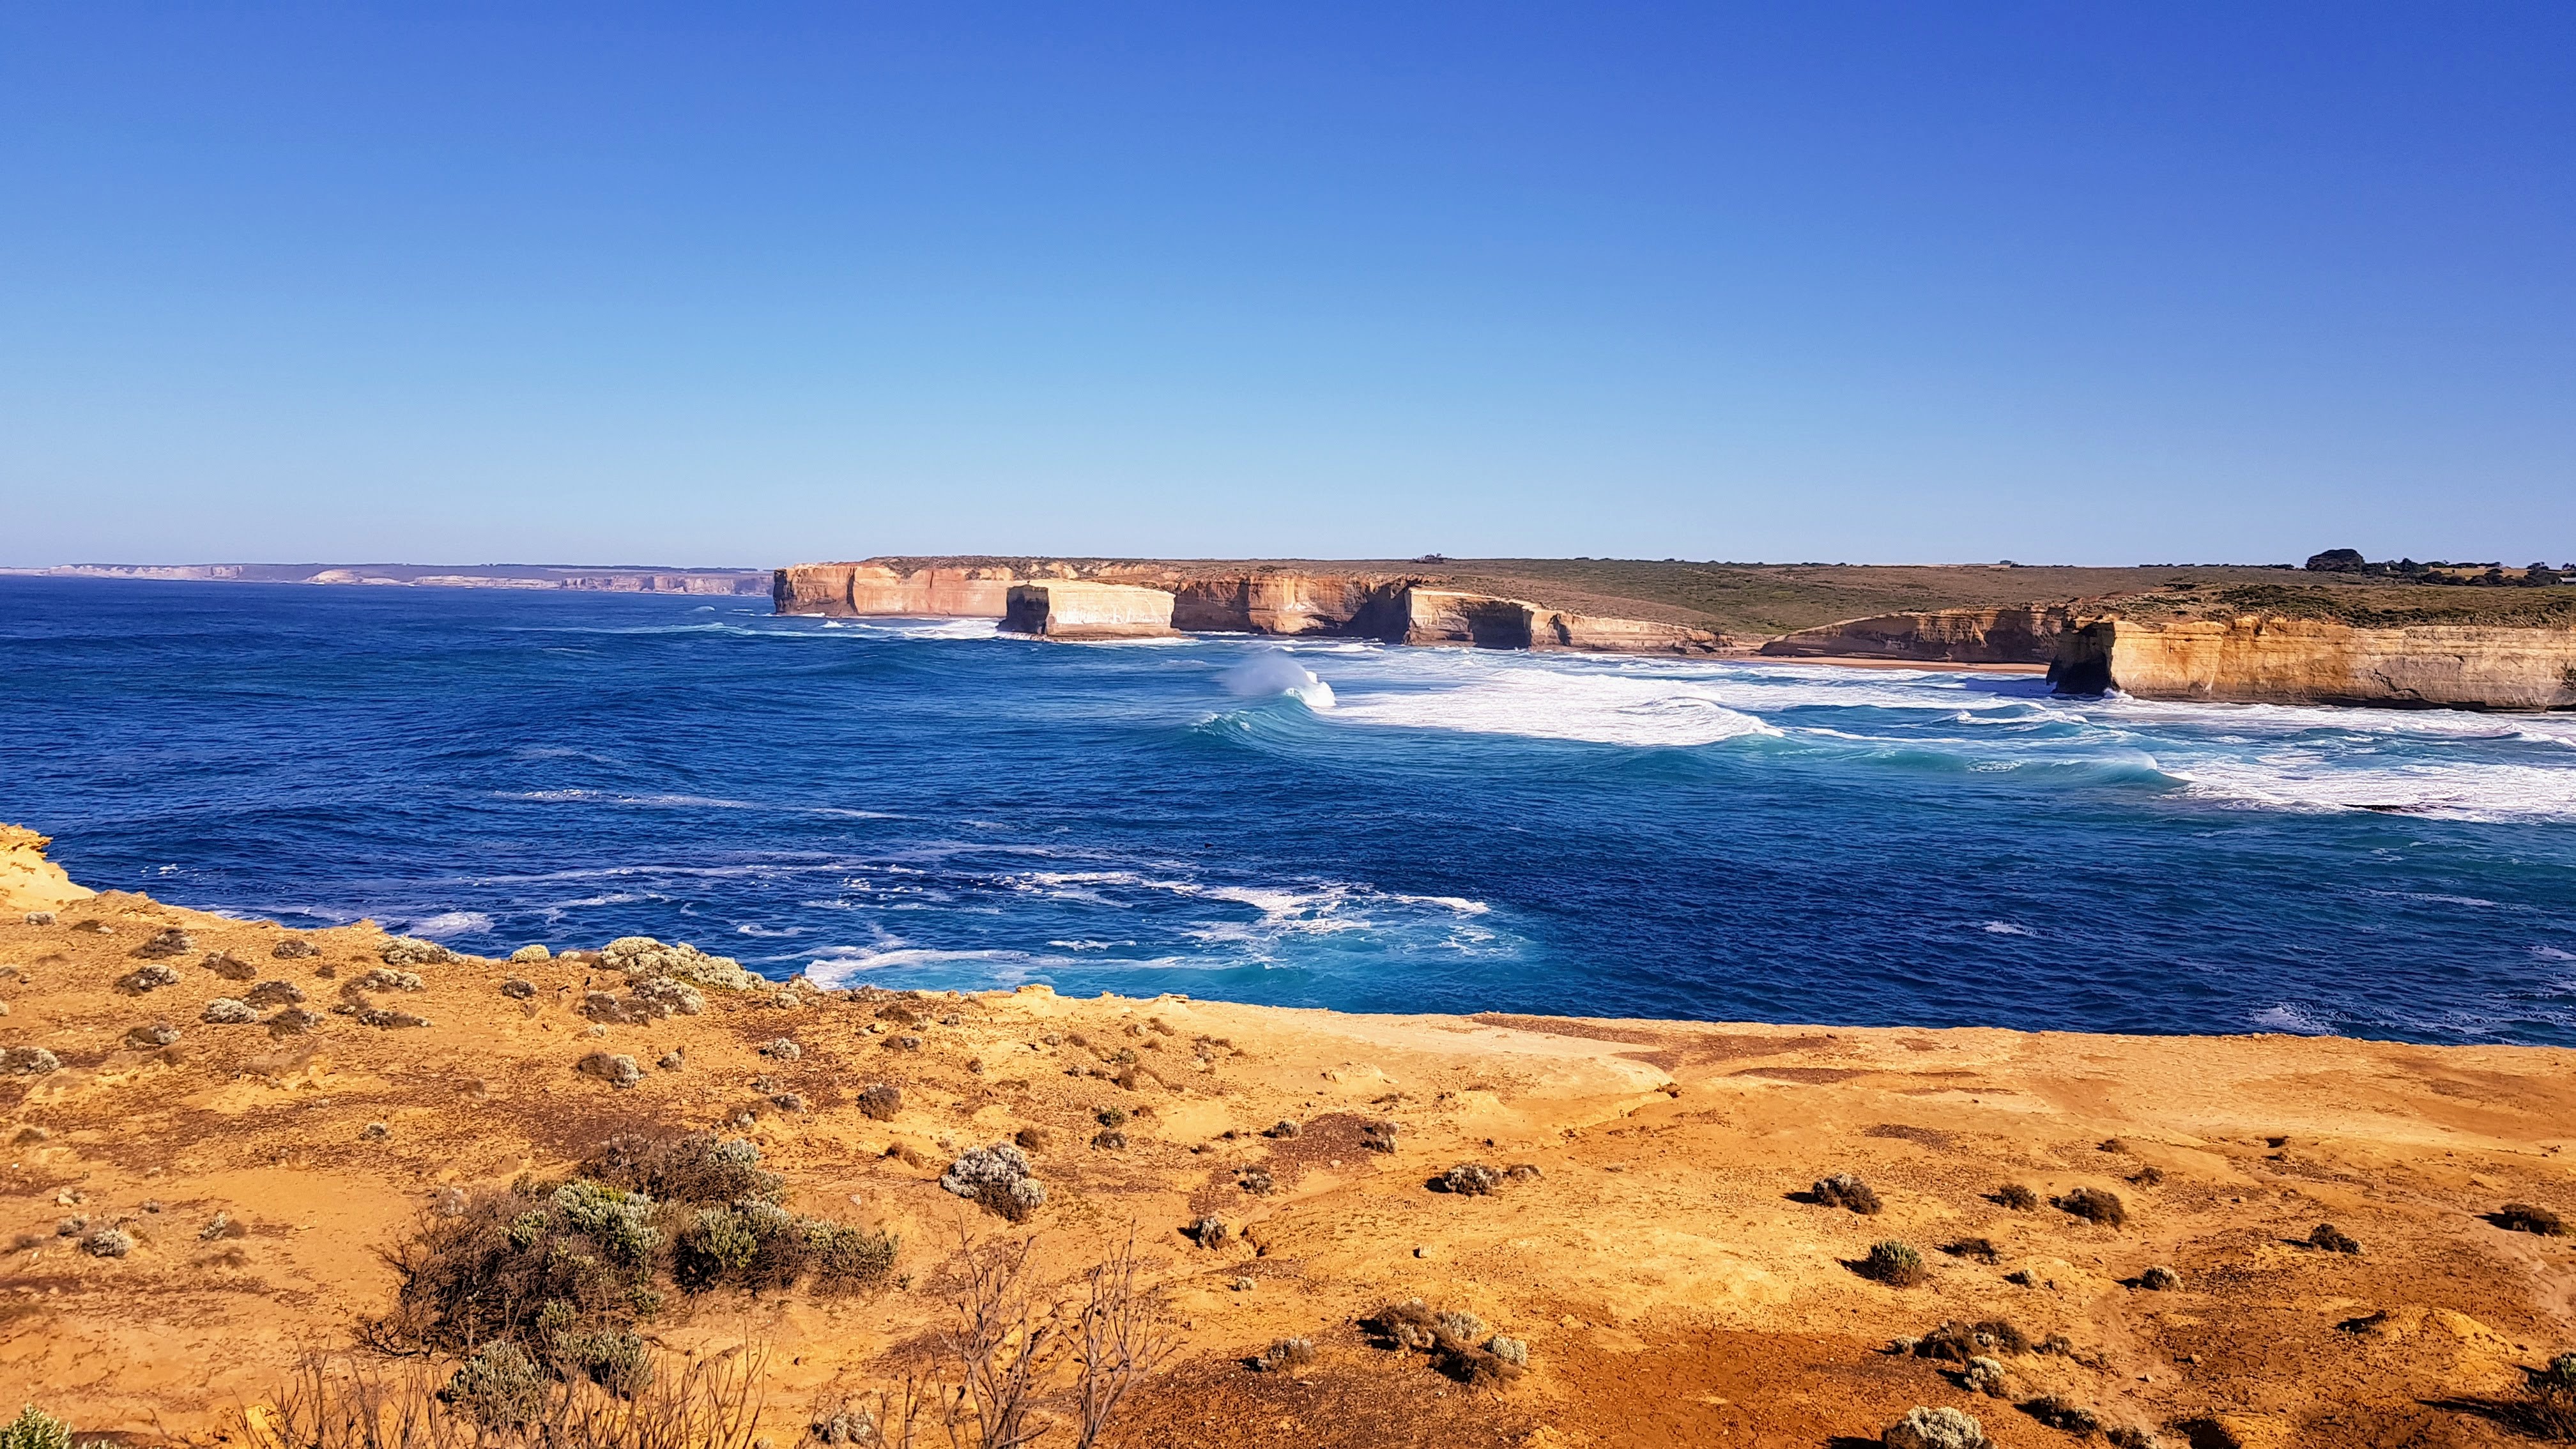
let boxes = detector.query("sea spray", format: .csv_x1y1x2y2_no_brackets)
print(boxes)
1218,650,1336,709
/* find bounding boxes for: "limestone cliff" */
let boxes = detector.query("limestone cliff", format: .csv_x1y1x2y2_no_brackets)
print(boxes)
1759,605,2073,664
2051,616,2576,710
0,825,95,908
775,560,1726,656
1000,581,1178,640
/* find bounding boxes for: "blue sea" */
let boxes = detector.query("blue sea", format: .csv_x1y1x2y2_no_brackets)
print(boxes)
4,578,2573,1045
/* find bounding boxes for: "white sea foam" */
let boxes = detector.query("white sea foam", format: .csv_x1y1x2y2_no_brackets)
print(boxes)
1328,666,1781,746
2250,1003,2334,1034
1982,921,2035,936
2166,756,2576,824
406,910,493,939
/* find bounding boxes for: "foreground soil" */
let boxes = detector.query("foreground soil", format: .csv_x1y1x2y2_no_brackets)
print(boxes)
5,832,2573,1446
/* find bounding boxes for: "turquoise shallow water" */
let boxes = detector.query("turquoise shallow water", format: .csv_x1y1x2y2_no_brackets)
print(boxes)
4,578,2573,1044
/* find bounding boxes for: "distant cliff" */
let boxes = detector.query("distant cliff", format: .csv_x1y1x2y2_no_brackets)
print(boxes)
6,563,770,594
2051,617,2576,710
776,560,1724,656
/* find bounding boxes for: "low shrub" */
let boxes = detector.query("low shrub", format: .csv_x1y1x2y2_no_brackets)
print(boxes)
1238,1167,1275,1195
1091,1129,1127,1151
578,1133,782,1206
81,1226,133,1258
1813,1173,1883,1214
2021,1396,2100,1433
2497,1203,2568,1237
938,1144,1045,1222
1483,1335,1528,1367
1960,1355,2008,1397
1360,1298,1524,1387
124,1023,180,1049
2105,1428,2163,1449
205,953,260,981
1264,1119,1300,1139
1359,1120,1399,1154
132,928,193,959
245,980,306,1008
270,938,319,960
380,937,456,967
1940,1238,2001,1264
440,1340,548,1427
116,963,182,994
2140,1265,2182,1291
855,1084,900,1121
1188,1216,1230,1248
2309,1222,2362,1254
1096,1107,1128,1130
575,1053,642,1089
1253,1338,1315,1372
501,978,537,1000
2055,1186,2127,1227
1915,1319,2031,1361
201,999,258,1025
1860,1241,1928,1287
1882,1404,1988,1449
2520,1352,2576,1440
1441,1163,1503,1195
1994,1183,2039,1211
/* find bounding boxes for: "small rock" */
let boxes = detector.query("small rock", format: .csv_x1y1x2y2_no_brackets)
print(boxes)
199,1211,231,1240
22,912,56,926
360,1122,389,1140
500,978,537,1000
202,999,260,1025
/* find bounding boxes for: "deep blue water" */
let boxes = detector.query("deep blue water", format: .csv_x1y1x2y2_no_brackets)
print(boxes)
4,578,2573,1045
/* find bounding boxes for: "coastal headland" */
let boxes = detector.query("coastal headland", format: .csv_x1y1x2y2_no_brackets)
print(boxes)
7,824,2574,1446
779,557,2576,709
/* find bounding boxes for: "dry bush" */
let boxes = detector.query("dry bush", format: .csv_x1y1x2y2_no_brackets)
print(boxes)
1939,1238,2000,1264
2521,1354,2576,1441
2497,1204,2568,1238
371,1182,663,1354
1811,1173,1883,1215
581,1135,785,1209
1360,1298,1524,1388
1252,1339,1315,1373
1915,1319,2030,1362
1993,1183,2039,1211
1070,1230,1174,1449
244,1344,764,1449
2055,1187,2127,1227
940,1231,1054,1449
2308,1222,2361,1254
2020,1395,2100,1433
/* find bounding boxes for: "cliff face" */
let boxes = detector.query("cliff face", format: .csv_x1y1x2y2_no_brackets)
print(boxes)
1759,606,2073,664
2053,617,2576,710
999,581,1178,639
775,560,1725,656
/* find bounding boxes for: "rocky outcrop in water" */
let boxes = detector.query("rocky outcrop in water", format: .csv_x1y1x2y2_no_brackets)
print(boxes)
1759,606,2073,664
2050,617,2576,710
1001,581,1179,640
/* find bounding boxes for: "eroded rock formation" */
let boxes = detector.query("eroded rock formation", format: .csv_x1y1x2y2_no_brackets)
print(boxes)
2050,617,2576,710
1759,606,2073,664
1000,581,1179,640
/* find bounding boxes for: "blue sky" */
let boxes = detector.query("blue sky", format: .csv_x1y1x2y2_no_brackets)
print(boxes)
4,3,2570,567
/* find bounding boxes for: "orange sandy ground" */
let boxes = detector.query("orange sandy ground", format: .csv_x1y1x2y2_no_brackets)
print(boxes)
3,829,2572,1448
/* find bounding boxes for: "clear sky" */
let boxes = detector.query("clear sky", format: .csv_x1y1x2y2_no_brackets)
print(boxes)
4,3,2570,567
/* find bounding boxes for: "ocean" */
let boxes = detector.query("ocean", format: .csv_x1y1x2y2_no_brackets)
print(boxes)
4,578,2572,1045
